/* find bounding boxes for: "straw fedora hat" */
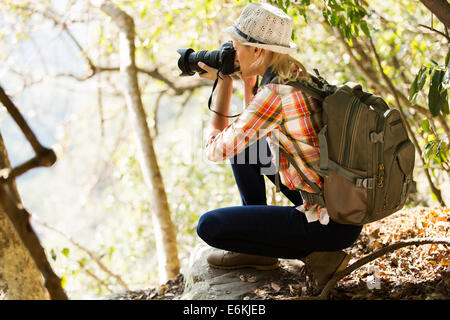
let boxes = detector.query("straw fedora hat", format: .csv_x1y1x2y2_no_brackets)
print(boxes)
224,2,297,54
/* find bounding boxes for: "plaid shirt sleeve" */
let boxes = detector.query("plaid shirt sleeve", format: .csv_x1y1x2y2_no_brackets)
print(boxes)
206,84,283,162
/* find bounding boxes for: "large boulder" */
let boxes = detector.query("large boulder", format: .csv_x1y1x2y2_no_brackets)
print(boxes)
177,242,307,300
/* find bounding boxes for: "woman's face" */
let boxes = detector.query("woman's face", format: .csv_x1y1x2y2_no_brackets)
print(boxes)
232,40,261,77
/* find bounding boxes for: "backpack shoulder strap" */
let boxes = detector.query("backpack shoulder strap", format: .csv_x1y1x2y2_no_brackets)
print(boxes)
270,71,336,101
277,145,325,207
270,76,327,101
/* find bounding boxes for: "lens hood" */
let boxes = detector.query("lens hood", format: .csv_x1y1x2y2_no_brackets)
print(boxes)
177,48,195,76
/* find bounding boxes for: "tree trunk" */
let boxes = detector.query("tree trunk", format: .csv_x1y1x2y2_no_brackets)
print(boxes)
419,0,450,29
0,132,49,300
99,0,180,283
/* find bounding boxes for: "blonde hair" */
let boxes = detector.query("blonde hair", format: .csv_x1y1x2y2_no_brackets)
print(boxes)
246,45,310,84
269,52,310,84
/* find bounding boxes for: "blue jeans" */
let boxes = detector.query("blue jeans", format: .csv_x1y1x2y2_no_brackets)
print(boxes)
196,138,362,259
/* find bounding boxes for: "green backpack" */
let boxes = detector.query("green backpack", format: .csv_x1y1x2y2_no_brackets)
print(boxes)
271,71,415,225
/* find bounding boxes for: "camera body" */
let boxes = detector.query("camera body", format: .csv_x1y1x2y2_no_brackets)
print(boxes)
177,41,239,76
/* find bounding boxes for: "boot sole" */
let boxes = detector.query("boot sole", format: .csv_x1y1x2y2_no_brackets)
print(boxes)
207,261,280,271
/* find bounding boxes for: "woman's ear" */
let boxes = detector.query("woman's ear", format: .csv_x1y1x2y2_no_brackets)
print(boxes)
254,47,263,58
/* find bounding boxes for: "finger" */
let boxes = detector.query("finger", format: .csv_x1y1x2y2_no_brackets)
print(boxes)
197,61,206,70
198,62,219,74
198,61,211,72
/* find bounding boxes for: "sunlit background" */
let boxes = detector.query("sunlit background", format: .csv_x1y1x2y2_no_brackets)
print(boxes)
0,0,448,299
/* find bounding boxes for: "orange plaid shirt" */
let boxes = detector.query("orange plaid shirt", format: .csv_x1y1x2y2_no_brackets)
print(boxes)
206,82,325,220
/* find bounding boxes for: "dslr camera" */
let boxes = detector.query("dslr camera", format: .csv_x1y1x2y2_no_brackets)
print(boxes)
177,41,239,76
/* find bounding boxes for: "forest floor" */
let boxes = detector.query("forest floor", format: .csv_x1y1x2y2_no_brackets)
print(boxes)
112,207,449,300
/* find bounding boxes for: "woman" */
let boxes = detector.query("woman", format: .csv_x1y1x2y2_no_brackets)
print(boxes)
196,2,362,290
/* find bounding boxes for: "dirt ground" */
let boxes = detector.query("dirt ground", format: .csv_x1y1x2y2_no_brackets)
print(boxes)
109,207,449,300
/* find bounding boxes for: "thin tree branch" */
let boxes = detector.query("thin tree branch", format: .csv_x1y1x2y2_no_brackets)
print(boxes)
417,24,450,42
333,27,431,117
317,238,450,299
151,91,165,138
283,238,450,300
0,86,57,180
0,85,66,299
77,259,114,292
31,215,130,291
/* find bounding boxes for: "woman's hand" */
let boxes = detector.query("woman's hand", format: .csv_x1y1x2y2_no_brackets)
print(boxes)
206,127,222,145
197,62,232,84
236,72,258,107
198,62,233,132
236,72,257,89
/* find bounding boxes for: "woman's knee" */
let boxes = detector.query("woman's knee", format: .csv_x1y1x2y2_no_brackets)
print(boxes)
332,224,363,249
196,211,223,244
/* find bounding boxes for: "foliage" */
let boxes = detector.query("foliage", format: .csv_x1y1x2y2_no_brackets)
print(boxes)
0,0,448,299
270,0,370,40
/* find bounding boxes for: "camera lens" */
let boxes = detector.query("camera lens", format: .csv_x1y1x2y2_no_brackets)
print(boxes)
177,42,237,77
190,50,221,74
177,48,195,76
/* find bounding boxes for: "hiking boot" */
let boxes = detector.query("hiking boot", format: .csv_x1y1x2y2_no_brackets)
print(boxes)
301,250,351,290
207,250,279,270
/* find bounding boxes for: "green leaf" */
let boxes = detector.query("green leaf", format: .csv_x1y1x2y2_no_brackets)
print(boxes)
436,140,443,159
278,0,284,10
61,275,67,288
446,45,450,67
140,6,147,19
417,66,428,91
409,66,428,102
61,248,69,258
442,99,449,115
421,119,430,133
431,191,438,203
50,248,57,261
330,11,337,25
360,20,370,37
425,141,434,159
429,69,446,116
409,71,419,101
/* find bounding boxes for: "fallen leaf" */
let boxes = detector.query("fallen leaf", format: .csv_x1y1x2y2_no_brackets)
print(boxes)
288,284,301,296
157,285,167,295
440,260,449,266
271,282,281,292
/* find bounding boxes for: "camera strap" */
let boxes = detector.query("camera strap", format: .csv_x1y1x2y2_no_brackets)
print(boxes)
207,69,242,118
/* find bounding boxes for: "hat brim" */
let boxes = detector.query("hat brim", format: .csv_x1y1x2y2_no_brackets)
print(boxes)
224,26,297,54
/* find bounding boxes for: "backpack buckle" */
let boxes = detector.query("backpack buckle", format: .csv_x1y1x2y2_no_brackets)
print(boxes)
356,178,374,189
370,132,384,143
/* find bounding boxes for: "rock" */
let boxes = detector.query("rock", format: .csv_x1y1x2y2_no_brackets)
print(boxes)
176,242,306,300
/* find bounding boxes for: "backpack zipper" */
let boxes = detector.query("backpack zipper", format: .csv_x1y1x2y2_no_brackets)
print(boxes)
342,97,360,167
348,106,363,167
376,110,388,189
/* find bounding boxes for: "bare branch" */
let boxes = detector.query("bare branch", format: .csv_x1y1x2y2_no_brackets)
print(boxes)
417,24,450,42
283,238,450,300
31,215,130,291
77,259,114,292
0,86,57,180
317,238,450,299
